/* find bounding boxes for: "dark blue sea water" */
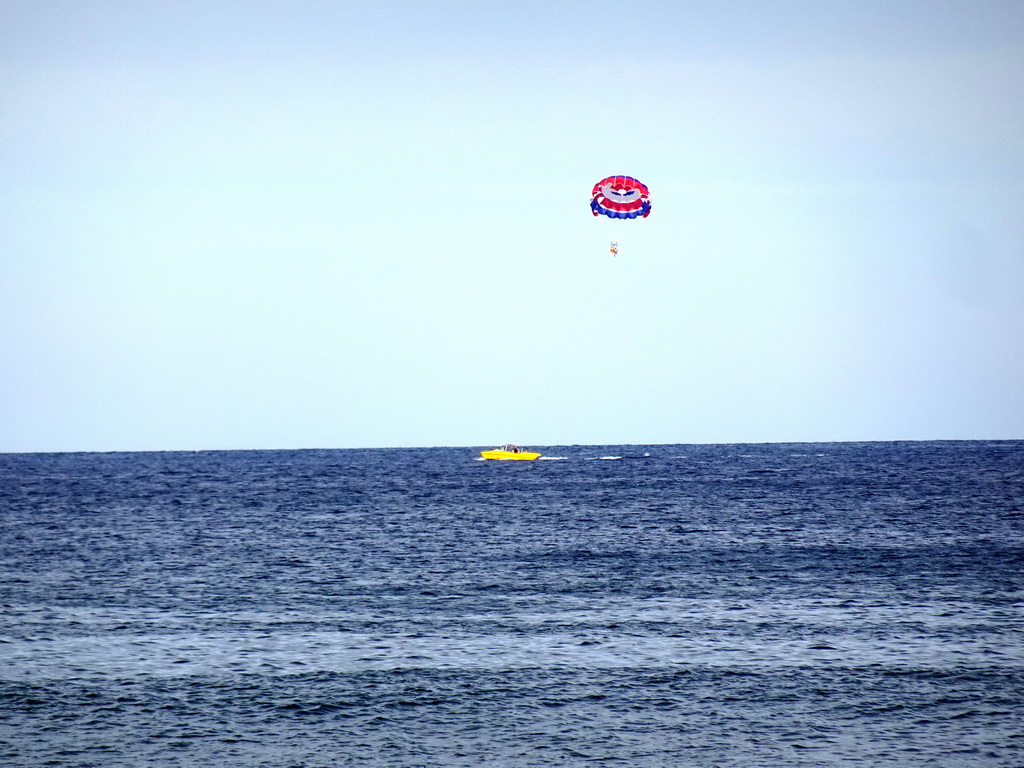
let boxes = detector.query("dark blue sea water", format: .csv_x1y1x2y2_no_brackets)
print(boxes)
1,441,1022,767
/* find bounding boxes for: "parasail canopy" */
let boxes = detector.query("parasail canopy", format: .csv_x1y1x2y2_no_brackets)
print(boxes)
590,175,651,219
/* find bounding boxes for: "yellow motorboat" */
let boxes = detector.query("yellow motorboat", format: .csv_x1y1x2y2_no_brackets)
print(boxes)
480,444,542,461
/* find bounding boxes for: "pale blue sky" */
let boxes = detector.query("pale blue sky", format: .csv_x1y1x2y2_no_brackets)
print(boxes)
2,0,1023,452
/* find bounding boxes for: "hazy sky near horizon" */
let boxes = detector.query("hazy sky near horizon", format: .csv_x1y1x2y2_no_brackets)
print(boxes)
2,0,1023,452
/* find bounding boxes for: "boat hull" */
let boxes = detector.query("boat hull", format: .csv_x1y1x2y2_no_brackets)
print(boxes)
480,449,541,461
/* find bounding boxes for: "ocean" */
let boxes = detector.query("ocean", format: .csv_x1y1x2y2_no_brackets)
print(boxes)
1,441,1021,767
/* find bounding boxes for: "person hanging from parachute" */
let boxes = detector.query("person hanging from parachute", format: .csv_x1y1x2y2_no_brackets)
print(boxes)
591,175,650,256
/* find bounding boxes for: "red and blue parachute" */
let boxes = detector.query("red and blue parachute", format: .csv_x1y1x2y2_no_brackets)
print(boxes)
590,175,651,219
